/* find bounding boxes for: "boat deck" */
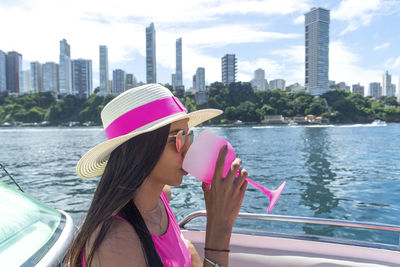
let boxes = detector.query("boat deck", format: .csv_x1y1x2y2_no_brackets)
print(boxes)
180,211,400,266
183,230,400,266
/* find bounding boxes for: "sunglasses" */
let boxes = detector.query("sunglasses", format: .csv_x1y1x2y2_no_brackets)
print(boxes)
169,130,194,152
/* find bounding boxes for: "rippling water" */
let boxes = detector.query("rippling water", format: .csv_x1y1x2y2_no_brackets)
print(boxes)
1,124,399,245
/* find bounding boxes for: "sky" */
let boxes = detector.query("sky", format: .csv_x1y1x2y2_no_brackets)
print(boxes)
0,0,399,94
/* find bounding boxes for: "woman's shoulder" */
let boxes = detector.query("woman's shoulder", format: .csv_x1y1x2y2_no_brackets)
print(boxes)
88,218,147,266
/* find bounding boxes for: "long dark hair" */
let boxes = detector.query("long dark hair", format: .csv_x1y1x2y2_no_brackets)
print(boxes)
66,124,170,266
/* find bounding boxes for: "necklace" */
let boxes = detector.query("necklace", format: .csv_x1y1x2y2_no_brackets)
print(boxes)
142,199,163,230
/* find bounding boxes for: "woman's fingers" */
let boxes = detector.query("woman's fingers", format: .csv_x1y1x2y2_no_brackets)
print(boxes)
234,168,248,189
225,158,241,184
212,145,228,187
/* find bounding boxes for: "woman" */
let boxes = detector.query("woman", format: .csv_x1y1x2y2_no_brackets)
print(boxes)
66,84,248,266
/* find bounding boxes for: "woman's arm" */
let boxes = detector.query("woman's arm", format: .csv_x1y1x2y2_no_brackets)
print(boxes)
186,239,202,267
202,145,248,267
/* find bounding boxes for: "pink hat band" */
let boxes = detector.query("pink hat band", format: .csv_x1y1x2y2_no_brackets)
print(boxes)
105,96,188,140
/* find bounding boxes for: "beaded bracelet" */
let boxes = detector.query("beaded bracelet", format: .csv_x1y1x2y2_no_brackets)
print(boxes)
204,247,230,253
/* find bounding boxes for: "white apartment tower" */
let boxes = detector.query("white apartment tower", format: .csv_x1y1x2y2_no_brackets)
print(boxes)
269,79,286,90
43,62,59,93
305,7,330,96
99,45,109,95
22,70,31,93
30,61,43,93
382,71,396,97
251,68,268,91
146,23,157,84
195,67,205,92
59,39,72,95
221,54,237,86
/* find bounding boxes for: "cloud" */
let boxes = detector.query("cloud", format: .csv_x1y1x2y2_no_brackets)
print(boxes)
184,25,300,48
384,56,400,70
0,0,305,88
332,0,382,35
293,15,304,24
373,42,391,51
330,41,381,85
212,0,312,16
237,58,285,82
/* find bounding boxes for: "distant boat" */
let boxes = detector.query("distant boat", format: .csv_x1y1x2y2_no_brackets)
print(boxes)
371,119,387,126
288,121,298,126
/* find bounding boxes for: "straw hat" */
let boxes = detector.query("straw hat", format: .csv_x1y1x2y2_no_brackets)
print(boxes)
76,83,222,178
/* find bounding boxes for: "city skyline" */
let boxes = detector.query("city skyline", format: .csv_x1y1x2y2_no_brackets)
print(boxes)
0,0,399,92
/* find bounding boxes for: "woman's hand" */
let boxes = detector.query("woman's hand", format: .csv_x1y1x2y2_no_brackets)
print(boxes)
202,144,248,249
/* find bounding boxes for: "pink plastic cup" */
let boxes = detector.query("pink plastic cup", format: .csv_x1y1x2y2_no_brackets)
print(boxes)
183,130,286,213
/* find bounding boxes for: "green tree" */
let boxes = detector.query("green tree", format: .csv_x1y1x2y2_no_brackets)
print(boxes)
305,98,327,116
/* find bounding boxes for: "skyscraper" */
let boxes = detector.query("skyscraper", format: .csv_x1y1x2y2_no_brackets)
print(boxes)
125,73,137,90
72,59,93,99
43,62,59,93
6,51,22,94
113,69,126,95
221,54,237,86
59,39,72,95
195,67,205,92
30,61,43,93
251,68,268,91
175,38,183,88
99,45,109,95
23,70,31,93
305,7,330,96
368,82,381,98
382,70,392,97
0,50,6,93
269,79,286,90
351,83,364,96
146,23,156,84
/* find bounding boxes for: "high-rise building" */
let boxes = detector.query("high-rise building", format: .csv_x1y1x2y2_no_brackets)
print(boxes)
305,7,330,96
0,50,6,93
391,84,396,98
22,70,31,94
30,61,43,93
398,76,400,101
72,59,92,99
146,23,156,84
269,79,286,90
351,83,364,96
382,70,392,97
43,62,59,93
99,45,109,95
125,73,137,90
337,82,350,91
59,39,72,95
194,67,205,92
6,51,23,94
221,54,237,86
113,69,126,95
175,38,183,89
368,82,381,98
251,68,268,91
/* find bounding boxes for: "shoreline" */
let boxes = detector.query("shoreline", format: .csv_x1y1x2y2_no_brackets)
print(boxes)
0,121,397,128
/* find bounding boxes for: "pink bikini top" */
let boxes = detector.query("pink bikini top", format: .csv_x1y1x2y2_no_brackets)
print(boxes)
81,192,191,266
